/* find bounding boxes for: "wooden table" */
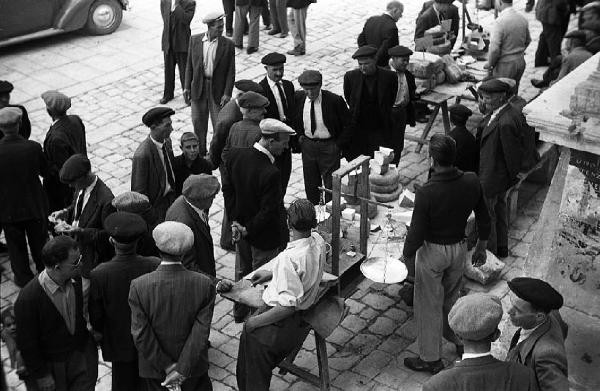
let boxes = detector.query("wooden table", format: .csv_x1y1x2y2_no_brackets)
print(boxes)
406,90,453,153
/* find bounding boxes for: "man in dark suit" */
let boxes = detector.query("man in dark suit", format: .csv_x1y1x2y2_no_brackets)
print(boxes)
173,132,213,195
357,1,403,67
166,174,220,276
448,104,479,173
343,45,398,160
129,221,215,391
184,12,236,156
15,236,98,391
132,107,178,223
160,0,196,104
0,80,31,140
41,90,87,212
506,277,569,391
89,212,160,391
415,0,460,48
259,52,296,192
0,108,49,287
292,70,350,205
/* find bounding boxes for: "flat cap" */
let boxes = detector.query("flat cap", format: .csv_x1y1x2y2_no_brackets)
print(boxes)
234,79,264,93
508,277,564,312
183,174,221,202
448,293,503,341
0,107,23,127
41,90,71,113
298,70,323,86
238,91,270,109
104,212,147,243
259,118,296,135
448,104,473,120
180,131,198,144
564,30,587,41
152,221,194,255
59,154,91,183
261,52,287,65
478,78,510,93
112,191,151,213
352,45,378,59
202,11,224,24
0,80,14,94
388,45,413,57
142,107,175,127
582,1,600,11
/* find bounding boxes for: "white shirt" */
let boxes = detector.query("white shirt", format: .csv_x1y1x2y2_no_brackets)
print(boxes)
253,142,275,164
303,91,331,139
160,260,180,265
38,270,76,334
394,72,410,107
249,232,326,310
267,78,287,121
185,198,208,224
72,176,98,228
202,34,219,78
518,322,544,345
171,0,177,12
487,102,509,126
462,352,492,360
150,136,174,196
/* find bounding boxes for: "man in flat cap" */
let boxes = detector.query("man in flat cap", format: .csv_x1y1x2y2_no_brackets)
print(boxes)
185,11,235,156
89,212,160,391
222,119,295,322
448,104,478,173
506,277,569,391
0,107,49,287
357,2,403,68
132,107,177,223
423,293,537,391
343,46,398,159
160,0,196,105
129,221,215,390
166,174,221,276
41,90,88,212
112,191,160,256
581,1,600,54
173,132,213,195
0,80,31,141
415,0,460,48
292,69,350,205
259,52,296,193
403,134,490,375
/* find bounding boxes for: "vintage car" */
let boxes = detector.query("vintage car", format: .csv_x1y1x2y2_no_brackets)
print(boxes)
0,0,129,47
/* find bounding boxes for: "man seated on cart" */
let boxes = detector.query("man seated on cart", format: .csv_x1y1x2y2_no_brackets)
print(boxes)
216,199,327,391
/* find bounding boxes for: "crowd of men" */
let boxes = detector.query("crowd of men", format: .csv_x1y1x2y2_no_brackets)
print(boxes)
0,0,593,389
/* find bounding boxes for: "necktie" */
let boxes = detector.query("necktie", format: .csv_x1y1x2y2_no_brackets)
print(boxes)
74,190,85,221
509,328,522,350
310,100,316,135
276,82,288,114
162,144,175,189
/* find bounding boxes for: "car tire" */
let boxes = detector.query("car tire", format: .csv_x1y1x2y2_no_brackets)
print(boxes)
85,0,123,35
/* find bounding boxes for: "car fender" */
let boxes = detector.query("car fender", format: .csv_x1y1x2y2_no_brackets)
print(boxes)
54,0,128,31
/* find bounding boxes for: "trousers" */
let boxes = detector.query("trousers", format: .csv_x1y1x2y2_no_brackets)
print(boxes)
3,219,47,288
300,138,340,205
47,337,98,391
269,0,288,34
390,106,408,165
288,6,308,51
163,50,187,99
112,360,145,391
485,191,508,255
234,5,261,49
535,22,568,66
492,57,526,94
191,79,221,156
219,166,234,249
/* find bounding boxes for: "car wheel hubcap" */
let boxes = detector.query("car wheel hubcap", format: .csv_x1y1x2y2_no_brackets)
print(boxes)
93,4,116,29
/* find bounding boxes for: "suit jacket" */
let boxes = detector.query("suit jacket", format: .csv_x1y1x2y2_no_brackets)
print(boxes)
450,125,479,173
131,136,176,207
221,119,262,166
357,14,399,67
184,34,235,101
393,70,417,128
536,0,570,25
0,135,49,223
172,154,213,195
89,254,160,362
414,2,460,45
507,312,569,391
0,104,30,140
165,196,216,276
129,263,215,379
161,0,196,53
423,355,538,391
209,98,243,168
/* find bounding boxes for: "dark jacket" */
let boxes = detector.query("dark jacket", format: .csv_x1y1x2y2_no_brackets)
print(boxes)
221,118,262,165
0,104,30,140
450,125,479,173
185,34,235,101
357,13,399,67
286,0,313,8
536,0,570,26
209,99,243,168
172,154,213,195
403,168,491,258
161,0,196,53
165,196,216,276
0,135,49,223
393,69,417,128
236,0,263,5
89,254,160,362
131,136,176,207
415,2,460,46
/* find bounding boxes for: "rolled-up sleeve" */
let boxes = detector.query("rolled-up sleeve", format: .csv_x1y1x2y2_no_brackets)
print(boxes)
263,256,304,308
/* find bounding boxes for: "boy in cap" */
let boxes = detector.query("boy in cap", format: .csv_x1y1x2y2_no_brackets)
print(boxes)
448,103,478,173
506,277,568,391
357,2,404,67
423,293,537,391
89,212,160,391
0,80,31,140
129,221,215,390
173,132,213,195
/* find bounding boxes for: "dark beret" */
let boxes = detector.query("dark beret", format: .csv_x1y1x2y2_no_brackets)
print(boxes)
478,78,510,93
103,212,147,243
298,70,323,86
59,154,91,183
352,45,378,59
261,52,287,65
388,45,413,57
142,107,175,127
234,79,264,93
0,80,14,94
508,277,564,312
238,91,270,109
449,104,473,120
564,30,587,42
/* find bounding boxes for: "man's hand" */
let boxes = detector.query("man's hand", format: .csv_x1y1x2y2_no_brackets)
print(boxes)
471,240,487,267
183,89,191,103
49,209,68,222
250,270,273,286
244,316,259,333
220,95,231,108
162,370,186,390
231,221,247,243
216,279,234,293
37,374,55,391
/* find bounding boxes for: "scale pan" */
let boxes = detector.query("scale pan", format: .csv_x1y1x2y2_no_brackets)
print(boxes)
361,257,408,284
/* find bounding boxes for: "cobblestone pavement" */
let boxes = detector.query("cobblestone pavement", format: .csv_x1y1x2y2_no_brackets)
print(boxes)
1,0,590,390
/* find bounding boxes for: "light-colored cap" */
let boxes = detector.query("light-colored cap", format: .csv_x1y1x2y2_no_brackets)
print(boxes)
41,90,71,112
448,293,503,341
259,118,296,135
152,221,194,255
0,107,23,127
202,11,225,24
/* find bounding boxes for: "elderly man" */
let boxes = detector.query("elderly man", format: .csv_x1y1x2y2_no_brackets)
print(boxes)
166,174,221,276
357,1,404,68
185,11,235,155
217,199,326,391
0,107,48,287
173,132,213,195
506,277,569,391
41,90,87,211
89,212,160,391
448,104,478,173
112,191,160,256
15,236,98,391
535,0,571,66
0,80,30,140
402,134,490,374
423,293,537,391
292,70,350,205
129,221,216,391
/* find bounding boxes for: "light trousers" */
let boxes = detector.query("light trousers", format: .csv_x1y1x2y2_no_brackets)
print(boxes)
234,5,260,48
288,6,308,51
191,79,220,156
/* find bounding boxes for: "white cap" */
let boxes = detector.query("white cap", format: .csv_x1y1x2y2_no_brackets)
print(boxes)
152,221,194,255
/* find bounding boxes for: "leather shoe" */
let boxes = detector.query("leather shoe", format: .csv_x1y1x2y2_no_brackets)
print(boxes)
159,96,173,104
246,47,258,54
268,29,281,35
278,32,288,38
263,24,272,30
287,49,305,56
531,79,549,89
404,357,444,374
235,44,243,50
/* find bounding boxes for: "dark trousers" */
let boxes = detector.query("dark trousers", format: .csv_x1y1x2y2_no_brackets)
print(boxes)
219,166,234,249
163,50,187,99
535,22,568,66
269,0,288,34
144,374,212,391
390,106,408,165
191,79,221,156
112,360,144,391
234,5,261,49
3,219,47,287
44,177,73,212
541,55,563,84
154,191,177,225
300,138,340,205
275,148,292,194
223,0,269,33
47,337,98,391
485,191,508,255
